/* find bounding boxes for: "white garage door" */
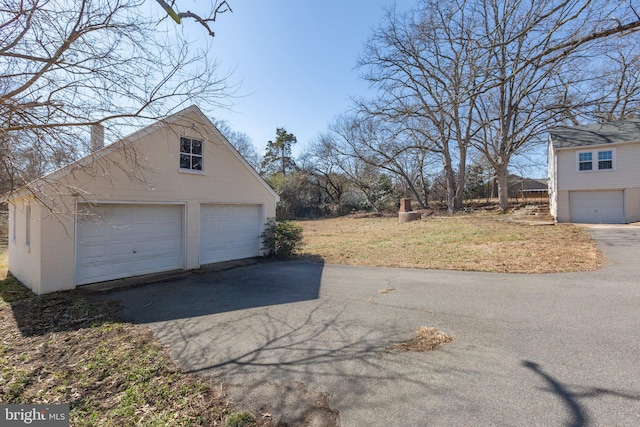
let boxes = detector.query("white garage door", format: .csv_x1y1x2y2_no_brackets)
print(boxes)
200,204,261,265
569,191,624,224
76,204,183,285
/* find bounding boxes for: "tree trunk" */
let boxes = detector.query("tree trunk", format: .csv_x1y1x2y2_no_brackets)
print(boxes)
408,185,427,209
397,170,427,209
420,170,430,207
494,164,509,211
442,150,457,214
354,183,380,213
454,145,467,210
281,146,286,177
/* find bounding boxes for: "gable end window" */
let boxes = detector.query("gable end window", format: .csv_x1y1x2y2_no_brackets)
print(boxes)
180,137,203,171
578,152,592,171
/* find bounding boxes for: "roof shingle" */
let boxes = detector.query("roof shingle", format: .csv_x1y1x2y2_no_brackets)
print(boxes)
549,119,640,149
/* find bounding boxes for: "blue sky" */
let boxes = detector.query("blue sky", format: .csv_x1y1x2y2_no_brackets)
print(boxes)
187,0,414,156
179,0,547,177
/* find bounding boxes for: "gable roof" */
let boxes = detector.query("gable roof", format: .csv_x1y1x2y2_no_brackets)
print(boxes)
507,175,548,191
549,119,640,150
1,105,278,202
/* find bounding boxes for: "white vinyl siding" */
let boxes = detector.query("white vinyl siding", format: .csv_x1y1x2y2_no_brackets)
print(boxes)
25,204,31,250
11,204,16,242
558,144,640,191
76,204,183,285
200,204,261,265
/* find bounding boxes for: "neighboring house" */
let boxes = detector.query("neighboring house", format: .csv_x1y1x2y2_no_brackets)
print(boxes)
548,119,640,224
505,175,548,200
481,174,548,201
2,105,279,294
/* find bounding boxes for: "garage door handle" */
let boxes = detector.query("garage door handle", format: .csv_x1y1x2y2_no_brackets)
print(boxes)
133,250,137,254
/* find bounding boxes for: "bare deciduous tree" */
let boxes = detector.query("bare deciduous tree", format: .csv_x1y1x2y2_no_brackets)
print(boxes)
357,0,483,213
302,136,350,214
326,114,435,209
310,124,392,213
587,37,640,122
359,0,640,212
1,0,233,197
471,0,640,210
212,119,261,171
155,0,232,37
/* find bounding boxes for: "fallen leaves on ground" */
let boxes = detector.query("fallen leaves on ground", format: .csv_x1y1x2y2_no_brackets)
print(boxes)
389,327,455,352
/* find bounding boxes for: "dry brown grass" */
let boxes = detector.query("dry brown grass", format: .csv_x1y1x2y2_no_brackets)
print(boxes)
0,250,7,272
296,212,602,273
389,327,455,352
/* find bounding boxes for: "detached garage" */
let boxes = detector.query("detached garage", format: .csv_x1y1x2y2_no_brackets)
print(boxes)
3,105,278,294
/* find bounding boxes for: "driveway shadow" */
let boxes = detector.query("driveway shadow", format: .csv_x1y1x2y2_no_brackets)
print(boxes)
104,260,325,324
522,360,640,427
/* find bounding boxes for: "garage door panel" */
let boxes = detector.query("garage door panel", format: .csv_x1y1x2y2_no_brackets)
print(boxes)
569,191,624,224
200,204,261,265
76,204,183,285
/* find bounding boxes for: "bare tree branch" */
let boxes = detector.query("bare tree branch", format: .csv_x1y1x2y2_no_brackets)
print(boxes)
156,0,233,37
1,0,235,199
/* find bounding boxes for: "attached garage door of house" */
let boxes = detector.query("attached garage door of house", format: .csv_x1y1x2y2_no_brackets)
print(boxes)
76,204,183,285
200,204,261,265
569,191,625,224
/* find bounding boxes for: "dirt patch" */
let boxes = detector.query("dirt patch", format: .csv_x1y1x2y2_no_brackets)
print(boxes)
389,327,455,352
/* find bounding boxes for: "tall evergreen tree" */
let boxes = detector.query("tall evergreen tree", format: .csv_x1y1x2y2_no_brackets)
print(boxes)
262,128,297,177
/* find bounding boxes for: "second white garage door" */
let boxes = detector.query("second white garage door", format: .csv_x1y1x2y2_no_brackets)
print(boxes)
569,190,625,224
200,204,262,265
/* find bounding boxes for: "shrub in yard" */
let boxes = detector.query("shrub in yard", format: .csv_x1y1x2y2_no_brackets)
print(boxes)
261,218,303,259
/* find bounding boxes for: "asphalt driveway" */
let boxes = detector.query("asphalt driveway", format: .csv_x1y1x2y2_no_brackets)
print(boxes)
107,226,640,426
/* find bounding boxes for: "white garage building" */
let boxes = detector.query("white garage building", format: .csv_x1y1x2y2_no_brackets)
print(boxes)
4,105,278,294
548,119,640,224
